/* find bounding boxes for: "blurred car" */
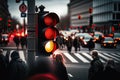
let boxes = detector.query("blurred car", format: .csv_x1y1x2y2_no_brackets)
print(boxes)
113,33,120,43
75,33,93,47
101,37,116,48
1,34,9,45
94,32,104,43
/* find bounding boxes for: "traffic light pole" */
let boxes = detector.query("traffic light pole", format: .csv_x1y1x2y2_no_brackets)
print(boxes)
27,0,35,68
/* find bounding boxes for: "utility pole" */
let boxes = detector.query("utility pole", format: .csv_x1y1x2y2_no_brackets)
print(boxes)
27,0,35,68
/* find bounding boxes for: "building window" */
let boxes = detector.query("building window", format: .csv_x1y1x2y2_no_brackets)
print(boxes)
118,3,120,11
113,13,115,19
114,3,117,11
116,13,120,19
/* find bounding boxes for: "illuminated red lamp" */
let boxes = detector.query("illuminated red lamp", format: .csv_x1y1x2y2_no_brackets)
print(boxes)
78,15,81,19
44,13,59,27
89,8,93,14
8,24,11,27
0,17,3,21
44,27,58,40
8,19,12,22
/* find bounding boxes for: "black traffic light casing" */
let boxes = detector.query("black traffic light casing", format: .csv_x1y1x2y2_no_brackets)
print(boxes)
37,12,59,56
16,0,21,3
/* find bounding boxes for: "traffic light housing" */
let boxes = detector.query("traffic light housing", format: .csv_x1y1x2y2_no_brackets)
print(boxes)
16,0,21,3
8,19,12,27
37,12,59,56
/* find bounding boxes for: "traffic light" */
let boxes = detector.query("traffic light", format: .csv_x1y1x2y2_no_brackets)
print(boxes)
16,0,21,3
37,12,59,56
8,19,12,27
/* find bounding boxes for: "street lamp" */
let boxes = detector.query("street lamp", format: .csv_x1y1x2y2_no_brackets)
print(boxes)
16,24,19,31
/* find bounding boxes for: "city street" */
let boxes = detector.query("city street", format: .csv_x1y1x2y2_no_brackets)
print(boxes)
1,0,120,80
1,40,120,80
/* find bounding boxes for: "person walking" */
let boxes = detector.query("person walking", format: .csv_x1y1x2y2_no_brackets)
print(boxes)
7,50,28,80
66,36,72,53
13,35,20,49
0,49,7,80
53,54,69,80
88,50,104,80
73,36,80,53
88,38,95,51
103,59,120,80
20,36,27,49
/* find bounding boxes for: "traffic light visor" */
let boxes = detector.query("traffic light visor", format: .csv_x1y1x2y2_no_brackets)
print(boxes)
44,13,59,26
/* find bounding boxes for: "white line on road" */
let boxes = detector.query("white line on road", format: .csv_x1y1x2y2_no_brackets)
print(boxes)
63,53,79,63
74,53,90,63
68,73,73,77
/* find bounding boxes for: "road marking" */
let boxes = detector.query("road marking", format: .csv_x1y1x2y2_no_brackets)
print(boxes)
81,52,92,60
109,53,120,57
74,53,89,63
19,51,26,63
63,53,79,63
68,73,73,77
101,52,120,62
81,52,105,63
98,52,111,61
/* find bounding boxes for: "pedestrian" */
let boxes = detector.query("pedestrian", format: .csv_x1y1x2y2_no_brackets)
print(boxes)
13,35,20,49
20,36,27,49
7,50,28,80
88,38,95,51
73,36,80,53
66,36,72,53
53,54,69,80
103,59,120,80
0,49,7,80
88,50,104,80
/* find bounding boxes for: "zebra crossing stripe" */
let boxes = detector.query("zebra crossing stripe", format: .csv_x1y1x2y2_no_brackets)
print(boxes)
63,53,79,63
81,52,105,63
74,53,89,63
3,51,7,56
19,51,26,63
109,53,120,58
98,52,110,60
80,52,92,60
101,52,120,62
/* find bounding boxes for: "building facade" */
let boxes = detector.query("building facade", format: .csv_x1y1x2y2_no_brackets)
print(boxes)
68,0,120,34
93,0,120,34
68,0,93,32
0,0,11,33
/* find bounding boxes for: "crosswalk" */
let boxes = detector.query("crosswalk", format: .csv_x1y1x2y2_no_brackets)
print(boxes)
2,50,120,64
61,51,120,64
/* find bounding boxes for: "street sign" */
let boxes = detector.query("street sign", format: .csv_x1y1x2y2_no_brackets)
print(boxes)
21,13,26,17
19,2,27,13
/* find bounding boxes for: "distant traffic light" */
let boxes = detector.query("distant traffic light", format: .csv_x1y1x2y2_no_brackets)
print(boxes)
16,0,21,3
0,17,3,21
8,19,12,27
37,12,59,56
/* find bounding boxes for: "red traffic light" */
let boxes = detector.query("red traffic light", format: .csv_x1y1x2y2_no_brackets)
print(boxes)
0,17,3,21
44,13,59,27
16,0,21,3
44,27,59,40
89,8,93,14
78,15,81,19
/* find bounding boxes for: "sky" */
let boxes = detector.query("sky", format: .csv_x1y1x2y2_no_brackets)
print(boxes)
8,0,70,24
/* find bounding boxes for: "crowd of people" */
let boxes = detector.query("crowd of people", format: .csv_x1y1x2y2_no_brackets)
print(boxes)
56,35,95,53
0,48,69,80
88,50,120,80
13,35,27,49
0,48,120,80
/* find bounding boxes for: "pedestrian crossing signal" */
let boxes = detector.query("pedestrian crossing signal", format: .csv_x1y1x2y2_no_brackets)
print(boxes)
37,12,59,56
